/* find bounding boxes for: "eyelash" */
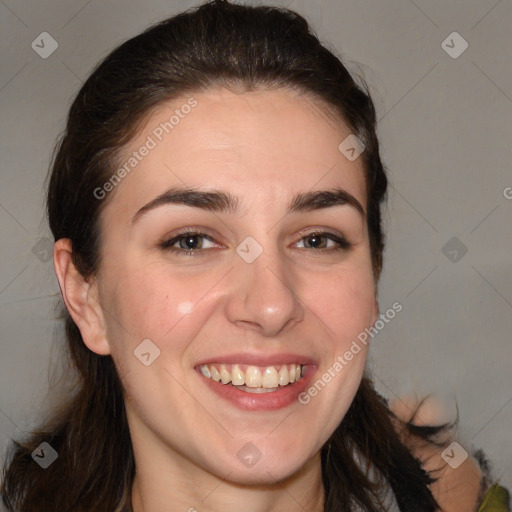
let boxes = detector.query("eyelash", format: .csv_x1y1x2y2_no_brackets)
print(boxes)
159,228,353,256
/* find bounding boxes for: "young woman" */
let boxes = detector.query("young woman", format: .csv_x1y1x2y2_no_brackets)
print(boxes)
1,1,509,510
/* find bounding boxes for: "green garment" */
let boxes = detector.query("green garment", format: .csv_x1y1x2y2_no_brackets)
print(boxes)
478,483,511,512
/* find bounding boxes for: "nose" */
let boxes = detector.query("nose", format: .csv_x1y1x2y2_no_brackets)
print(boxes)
224,244,304,338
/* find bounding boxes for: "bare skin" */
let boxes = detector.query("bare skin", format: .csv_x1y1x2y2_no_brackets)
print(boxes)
54,86,481,511
55,87,377,512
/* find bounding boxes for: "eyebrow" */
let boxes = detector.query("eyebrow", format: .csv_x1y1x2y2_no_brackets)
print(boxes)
131,185,365,223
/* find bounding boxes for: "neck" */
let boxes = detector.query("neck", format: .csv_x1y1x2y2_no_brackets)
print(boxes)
130,441,324,512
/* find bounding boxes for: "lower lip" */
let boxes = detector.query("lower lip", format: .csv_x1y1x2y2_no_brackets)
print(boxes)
197,367,316,411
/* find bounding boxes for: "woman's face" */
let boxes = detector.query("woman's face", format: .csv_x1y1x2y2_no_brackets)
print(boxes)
91,87,378,484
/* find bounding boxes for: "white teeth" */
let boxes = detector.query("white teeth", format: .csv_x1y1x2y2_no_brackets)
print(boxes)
199,363,304,389
278,365,289,386
234,385,279,394
232,364,244,386
220,364,231,384
245,366,262,388
210,366,221,382
262,367,279,388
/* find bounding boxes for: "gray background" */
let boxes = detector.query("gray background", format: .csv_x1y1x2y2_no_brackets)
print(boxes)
1,0,511,496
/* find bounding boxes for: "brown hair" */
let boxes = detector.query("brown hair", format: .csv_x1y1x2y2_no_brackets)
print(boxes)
1,1,451,510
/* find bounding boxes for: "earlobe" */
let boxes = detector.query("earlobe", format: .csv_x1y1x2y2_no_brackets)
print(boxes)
53,238,111,356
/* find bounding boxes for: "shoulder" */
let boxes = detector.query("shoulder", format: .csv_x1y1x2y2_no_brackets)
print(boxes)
390,395,486,512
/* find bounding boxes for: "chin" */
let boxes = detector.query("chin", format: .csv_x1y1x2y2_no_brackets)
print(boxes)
219,460,307,487
203,438,319,486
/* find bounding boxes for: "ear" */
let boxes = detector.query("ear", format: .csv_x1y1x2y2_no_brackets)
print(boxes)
53,238,111,355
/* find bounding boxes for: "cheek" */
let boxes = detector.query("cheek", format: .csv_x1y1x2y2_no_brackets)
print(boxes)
305,264,376,351
293,261,374,426
101,260,225,360
101,263,217,415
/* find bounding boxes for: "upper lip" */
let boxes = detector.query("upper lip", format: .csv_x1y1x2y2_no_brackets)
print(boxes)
194,352,317,368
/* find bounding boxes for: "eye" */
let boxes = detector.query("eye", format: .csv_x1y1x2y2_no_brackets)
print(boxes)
159,229,352,257
294,231,352,251
159,230,218,255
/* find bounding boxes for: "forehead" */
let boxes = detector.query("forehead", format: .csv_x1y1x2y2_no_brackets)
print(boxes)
106,87,367,216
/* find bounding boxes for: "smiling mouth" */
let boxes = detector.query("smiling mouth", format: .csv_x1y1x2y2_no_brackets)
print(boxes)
197,363,306,393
